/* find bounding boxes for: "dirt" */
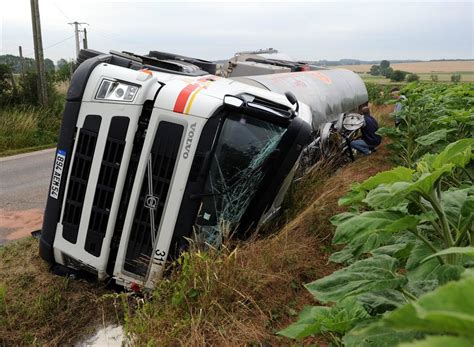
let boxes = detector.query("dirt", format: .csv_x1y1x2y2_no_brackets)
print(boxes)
0,208,43,244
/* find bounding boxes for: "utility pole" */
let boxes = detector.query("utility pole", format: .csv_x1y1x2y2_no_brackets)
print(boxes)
18,46,25,77
68,21,88,59
83,27,88,50
30,0,48,105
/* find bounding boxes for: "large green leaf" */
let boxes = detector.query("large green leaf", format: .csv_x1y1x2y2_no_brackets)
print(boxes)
359,167,415,191
339,184,367,206
441,187,474,233
399,336,473,347
276,306,327,339
357,289,407,315
277,297,369,339
406,241,442,281
343,320,418,347
383,276,474,338
407,164,454,196
363,182,411,209
305,255,406,303
329,245,360,264
330,211,357,226
432,138,474,169
415,128,455,146
333,211,418,246
370,233,416,261
422,247,474,263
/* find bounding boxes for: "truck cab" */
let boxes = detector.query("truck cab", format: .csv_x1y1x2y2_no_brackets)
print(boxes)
40,51,313,289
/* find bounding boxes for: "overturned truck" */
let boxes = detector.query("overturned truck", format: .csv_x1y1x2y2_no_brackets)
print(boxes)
40,50,367,289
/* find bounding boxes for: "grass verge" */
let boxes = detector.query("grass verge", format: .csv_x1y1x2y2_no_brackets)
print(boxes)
0,238,121,346
0,105,61,156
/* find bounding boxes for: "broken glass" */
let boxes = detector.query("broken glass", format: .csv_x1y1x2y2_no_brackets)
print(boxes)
193,112,286,248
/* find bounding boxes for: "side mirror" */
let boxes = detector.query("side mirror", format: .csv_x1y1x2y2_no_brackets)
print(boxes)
223,95,244,108
285,91,299,117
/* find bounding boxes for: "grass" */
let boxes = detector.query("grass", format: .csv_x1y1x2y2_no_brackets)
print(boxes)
0,105,62,156
0,238,121,346
0,105,394,345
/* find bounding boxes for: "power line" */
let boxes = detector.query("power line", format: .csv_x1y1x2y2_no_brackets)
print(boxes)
23,35,75,57
53,2,71,21
43,35,74,50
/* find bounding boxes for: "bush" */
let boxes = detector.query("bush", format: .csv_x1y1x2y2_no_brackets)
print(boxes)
0,64,13,103
406,73,419,82
370,65,380,76
431,74,439,82
451,73,461,83
390,70,407,82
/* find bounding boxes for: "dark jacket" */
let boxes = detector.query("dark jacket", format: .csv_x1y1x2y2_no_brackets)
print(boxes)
362,114,382,147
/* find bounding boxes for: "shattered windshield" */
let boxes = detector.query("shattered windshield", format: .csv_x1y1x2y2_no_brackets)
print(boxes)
193,112,286,247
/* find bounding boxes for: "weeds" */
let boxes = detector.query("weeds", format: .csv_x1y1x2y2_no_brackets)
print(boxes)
0,238,120,345
0,105,61,154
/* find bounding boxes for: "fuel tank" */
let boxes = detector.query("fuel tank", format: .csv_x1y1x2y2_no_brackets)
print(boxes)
232,69,368,130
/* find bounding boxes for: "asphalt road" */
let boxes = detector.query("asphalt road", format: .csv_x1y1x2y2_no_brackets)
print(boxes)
0,148,55,243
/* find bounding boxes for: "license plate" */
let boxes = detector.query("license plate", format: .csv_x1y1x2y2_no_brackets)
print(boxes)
50,150,66,199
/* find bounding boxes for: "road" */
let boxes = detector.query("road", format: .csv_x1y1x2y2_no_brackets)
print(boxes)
0,148,55,243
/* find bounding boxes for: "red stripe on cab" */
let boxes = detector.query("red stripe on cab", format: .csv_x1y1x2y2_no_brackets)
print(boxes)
173,84,199,113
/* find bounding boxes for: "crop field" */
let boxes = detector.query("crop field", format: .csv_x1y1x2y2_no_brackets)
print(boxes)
279,83,474,345
335,60,474,73
334,60,474,82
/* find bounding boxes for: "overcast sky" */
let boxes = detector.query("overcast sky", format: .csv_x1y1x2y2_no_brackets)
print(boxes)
1,1,473,63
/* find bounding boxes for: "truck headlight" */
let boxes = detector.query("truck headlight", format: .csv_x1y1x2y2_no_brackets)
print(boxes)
96,79,139,102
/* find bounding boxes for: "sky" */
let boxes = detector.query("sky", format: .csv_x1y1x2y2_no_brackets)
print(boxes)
1,0,473,63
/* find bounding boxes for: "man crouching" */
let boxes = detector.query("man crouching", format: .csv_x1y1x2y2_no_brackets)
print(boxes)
351,106,382,155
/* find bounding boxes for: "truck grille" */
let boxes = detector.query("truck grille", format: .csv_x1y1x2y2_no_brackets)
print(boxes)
85,117,129,256
124,121,183,277
62,115,101,243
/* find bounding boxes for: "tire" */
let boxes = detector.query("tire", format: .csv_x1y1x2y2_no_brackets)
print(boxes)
76,49,104,66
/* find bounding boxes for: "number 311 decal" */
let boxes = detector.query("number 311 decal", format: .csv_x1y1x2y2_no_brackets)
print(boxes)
154,249,167,267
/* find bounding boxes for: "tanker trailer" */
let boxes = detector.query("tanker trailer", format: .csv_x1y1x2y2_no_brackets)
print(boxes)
39,49,367,289
232,69,368,130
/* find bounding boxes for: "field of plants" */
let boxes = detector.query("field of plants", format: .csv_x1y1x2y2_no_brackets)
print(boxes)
278,83,474,345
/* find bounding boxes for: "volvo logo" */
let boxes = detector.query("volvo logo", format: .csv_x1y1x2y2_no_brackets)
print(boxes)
145,194,159,210
183,123,196,159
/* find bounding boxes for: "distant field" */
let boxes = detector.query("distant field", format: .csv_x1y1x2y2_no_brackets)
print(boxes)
332,60,474,73
360,71,474,83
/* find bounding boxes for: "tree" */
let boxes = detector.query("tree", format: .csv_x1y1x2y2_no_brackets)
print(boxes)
44,58,55,73
370,65,380,76
390,70,407,82
0,64,13,103
56,61,73,82
451,74,461,83
57,58,68,69
383,67,394,78
430,74,439,82
380,60,390,69
406,73,420,82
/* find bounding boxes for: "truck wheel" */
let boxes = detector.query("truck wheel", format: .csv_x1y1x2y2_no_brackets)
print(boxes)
76,49,104,66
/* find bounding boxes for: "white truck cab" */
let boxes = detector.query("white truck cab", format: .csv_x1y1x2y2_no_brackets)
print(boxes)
40,50,367,289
